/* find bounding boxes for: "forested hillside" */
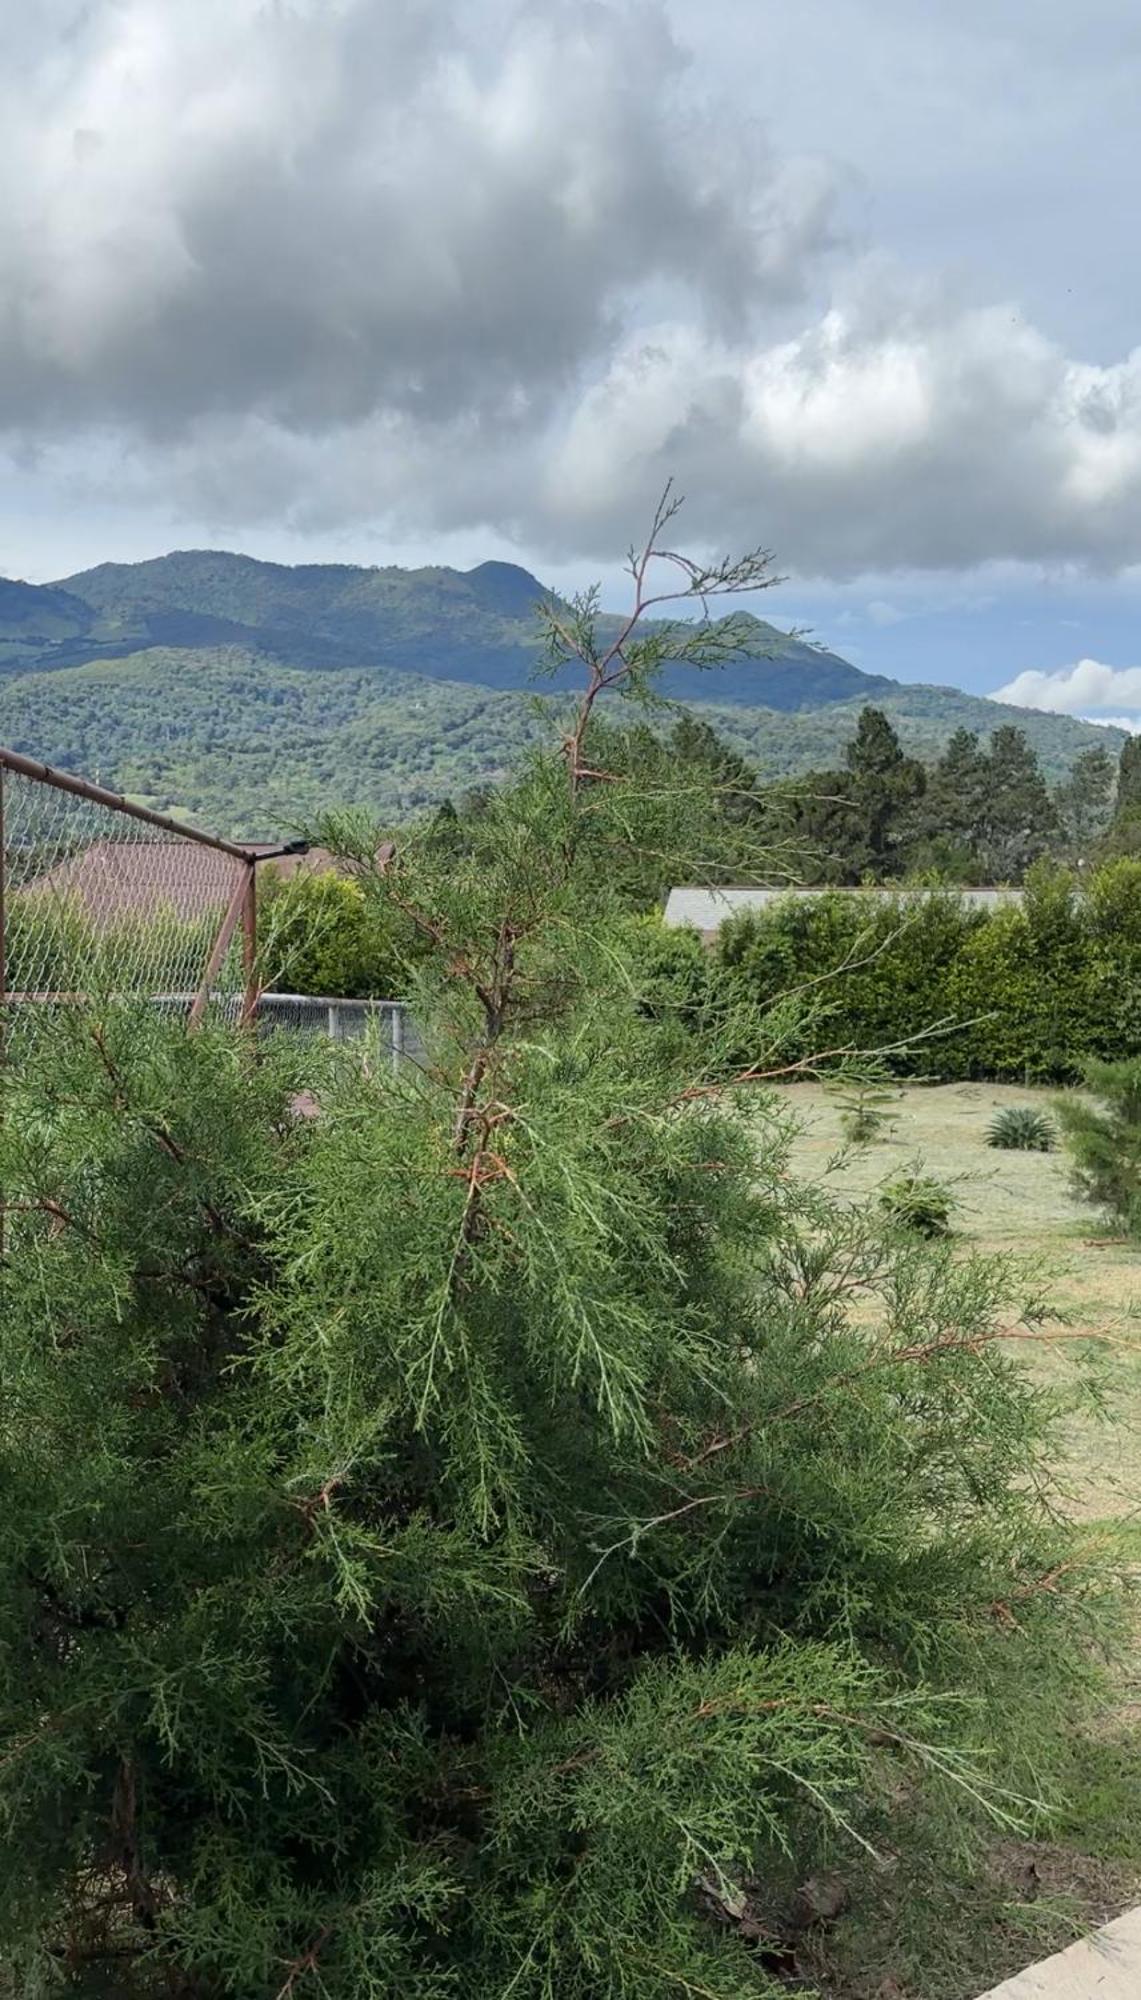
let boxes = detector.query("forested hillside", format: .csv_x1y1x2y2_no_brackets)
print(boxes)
0,551,1124,833
0,640,1123,835
9,551,877,706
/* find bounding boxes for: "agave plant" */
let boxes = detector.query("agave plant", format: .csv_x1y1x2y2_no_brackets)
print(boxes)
986,1105,1056,1152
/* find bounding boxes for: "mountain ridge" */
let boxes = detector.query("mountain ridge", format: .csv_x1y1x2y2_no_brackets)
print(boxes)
44,549,888,707
0,550,1123,836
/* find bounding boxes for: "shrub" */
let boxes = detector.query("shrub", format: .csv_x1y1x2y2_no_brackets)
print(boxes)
258,865,422,997
718,888,980,1079
711,859,1141,1084
1056,1057,1141,1236
0,516,1124,1998
833,1076,901,1144
879,1164,956,1237
623,911,716,1034
986,1106,1057,1152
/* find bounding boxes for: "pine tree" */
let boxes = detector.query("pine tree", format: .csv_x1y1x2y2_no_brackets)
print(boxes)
974,726,1058,880
0,495,1123,1999
1116,735,1141,817
1102,735,1141,857
843,707,925,875
923,728,992,864
1053,746,1116,858
1057,1057,1141,1235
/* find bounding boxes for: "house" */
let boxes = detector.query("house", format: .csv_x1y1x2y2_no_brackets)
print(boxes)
13,840,368,932
662,885,1024,943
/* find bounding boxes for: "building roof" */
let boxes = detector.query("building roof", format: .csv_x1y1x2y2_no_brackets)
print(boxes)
17,840,242,928
16,840,341,930
663,885,1024,935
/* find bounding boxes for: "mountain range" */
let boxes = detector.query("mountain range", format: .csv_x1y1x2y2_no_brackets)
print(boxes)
0,551,1121,836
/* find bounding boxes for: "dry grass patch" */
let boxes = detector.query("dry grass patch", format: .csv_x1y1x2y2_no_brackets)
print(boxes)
782,1080,1141,1524
770,1081,1141,1999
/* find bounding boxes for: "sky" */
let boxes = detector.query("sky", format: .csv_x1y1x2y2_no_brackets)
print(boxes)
1,0,1140,719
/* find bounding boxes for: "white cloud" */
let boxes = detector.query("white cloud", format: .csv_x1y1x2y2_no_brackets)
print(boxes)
992,659,1141,718
2,1,1141,581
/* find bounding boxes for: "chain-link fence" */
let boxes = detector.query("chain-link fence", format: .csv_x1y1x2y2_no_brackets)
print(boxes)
257,993,420,1070
0,748,271,1048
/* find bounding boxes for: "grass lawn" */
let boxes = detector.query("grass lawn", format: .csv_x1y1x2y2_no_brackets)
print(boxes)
774,1080,1141,2000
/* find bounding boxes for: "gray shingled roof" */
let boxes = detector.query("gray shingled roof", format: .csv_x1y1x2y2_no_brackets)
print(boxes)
663,885,1024,934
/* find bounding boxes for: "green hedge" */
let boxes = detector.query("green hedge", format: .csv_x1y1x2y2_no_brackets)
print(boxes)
636,860,1141,1083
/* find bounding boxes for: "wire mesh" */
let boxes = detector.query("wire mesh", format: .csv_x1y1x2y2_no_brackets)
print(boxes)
257,993,420,1069
1,755,251,1048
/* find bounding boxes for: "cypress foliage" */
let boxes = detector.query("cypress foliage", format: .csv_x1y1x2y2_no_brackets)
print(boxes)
0,503,1123,1997
1056,1057,1141,1236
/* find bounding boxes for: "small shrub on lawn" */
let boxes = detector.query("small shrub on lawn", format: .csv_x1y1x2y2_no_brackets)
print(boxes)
835,1076,901,1145
879,1163,956,1237
986,1106,1057,1152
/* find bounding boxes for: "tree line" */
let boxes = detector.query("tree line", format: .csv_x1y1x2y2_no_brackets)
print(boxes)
426,703,1132,899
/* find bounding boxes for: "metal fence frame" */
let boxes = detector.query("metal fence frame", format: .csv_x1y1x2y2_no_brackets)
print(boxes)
0,746,306,1030
256,992,417,1070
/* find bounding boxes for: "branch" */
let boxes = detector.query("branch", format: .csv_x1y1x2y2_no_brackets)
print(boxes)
274,1926,332,2000
682,1323,1133,1472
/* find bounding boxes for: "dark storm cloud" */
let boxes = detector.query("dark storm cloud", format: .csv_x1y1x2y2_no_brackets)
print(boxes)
0,0,837,432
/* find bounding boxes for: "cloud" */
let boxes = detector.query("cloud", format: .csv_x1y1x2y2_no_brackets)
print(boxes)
0,0,837,436
992,659,1141,718
2,0,1141,581
535,298,1141,569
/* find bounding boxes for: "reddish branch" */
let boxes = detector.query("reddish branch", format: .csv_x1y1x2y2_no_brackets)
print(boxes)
680,1323,1128,1473
110,1757,159,1934
552,481,780,794
274,1926,333,2000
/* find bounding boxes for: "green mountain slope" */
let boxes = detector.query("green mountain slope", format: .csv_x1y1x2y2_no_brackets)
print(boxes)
702,681,1128,780
0,643,1122,839
43,550,882,708
0,577,96,669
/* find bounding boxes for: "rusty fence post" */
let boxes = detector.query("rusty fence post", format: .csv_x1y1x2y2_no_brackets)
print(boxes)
240,860,258,1028
188,866,253,1032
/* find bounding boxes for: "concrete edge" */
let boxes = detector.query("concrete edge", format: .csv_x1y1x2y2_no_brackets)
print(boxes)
974,1903,1141,1998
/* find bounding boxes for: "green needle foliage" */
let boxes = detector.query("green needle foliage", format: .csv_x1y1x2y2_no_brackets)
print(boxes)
0,498,1125,1998
1056,1057,1141,1236
831,1073,902,1146
878,1164,956,1239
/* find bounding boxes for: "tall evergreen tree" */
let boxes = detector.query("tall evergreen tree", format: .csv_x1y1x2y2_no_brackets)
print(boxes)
900,728,990,879
1102,734,1141,857
1116,734,1141,819
1053,746,1116,858
0,497,1121,1998
843,707,925,875
975,726,1058,880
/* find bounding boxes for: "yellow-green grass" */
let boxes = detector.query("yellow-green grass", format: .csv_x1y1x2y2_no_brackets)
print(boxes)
781,1079,1141,1524
771,1082,1141,1998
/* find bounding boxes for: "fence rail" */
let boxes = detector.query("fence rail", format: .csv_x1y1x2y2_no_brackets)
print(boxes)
257,992,418,1068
